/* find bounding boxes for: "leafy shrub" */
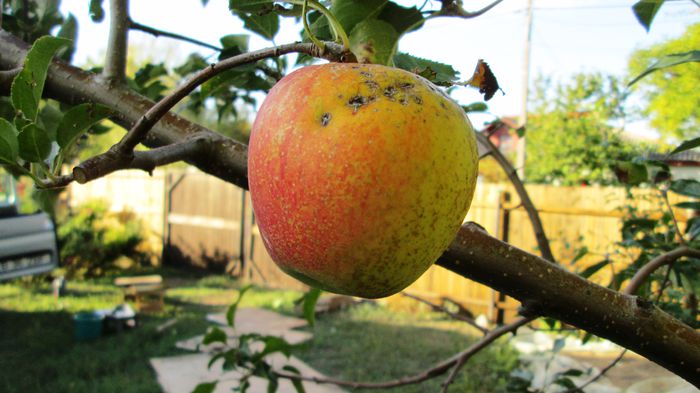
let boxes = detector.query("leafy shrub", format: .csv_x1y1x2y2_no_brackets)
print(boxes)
57,200,155,278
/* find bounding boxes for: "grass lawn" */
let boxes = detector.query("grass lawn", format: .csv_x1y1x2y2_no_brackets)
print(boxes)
1,269,520,393
297,304,520,393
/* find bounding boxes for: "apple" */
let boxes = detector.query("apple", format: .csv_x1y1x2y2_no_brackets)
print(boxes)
248,63,478,298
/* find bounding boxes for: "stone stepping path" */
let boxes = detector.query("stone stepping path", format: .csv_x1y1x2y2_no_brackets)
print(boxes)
151,307,345,393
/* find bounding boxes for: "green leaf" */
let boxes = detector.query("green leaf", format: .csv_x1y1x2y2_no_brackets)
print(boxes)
56,103,113,148
202,327,228,345
462,102,488,113
11,36,70,121
613,161,648,186
669,136,700,156
175,54,209,76
578,260,609,279
220,34,250,60
670,179,700,198
628,50,700,87
676,201,700,210
18,123,52,162
281,366,306,393
0,118,19,164
226,284,252,326
267,378,279,393
38,104,63,142
393,53,460,85
301,288,322,327
349,19,398,66
377,2,424,36
89,0,105,22
240,13,279,40
192,381,218,393
331,0,388,34
229,0,274,12
258,335,295,358
57,14,78,62
632,0,665,32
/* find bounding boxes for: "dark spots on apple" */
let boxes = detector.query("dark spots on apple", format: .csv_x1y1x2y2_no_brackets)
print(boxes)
320,112,332,127
398,82,415,90
347,95,376,112
413,95,423,105
383,86,397,100
359,71,373,78
364,80,379,90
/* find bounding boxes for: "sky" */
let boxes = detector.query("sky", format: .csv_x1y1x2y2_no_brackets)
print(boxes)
58,0,699,138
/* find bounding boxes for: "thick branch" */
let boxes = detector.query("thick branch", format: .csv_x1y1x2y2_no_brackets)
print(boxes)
0,66,20,91
0,30,697,385
476,132,555,262
103,0,130,82
73,135,209,183
436,224,700,386
624,246,700,296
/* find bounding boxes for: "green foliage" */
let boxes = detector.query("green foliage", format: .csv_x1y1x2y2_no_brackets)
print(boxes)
628,23,700,140
57,200,154,278
525,73,639,186
632,0,665,32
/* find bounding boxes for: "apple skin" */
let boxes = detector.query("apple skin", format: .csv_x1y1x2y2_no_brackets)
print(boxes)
248,63,478,299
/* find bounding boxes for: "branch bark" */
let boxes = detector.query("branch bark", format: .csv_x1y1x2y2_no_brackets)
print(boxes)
624,246,700,296
0,29,698,386
128,18,221,51
103,0,130,82
476,132,555,262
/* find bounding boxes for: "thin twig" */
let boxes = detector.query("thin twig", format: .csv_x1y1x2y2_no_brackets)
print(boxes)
436,0,504,18
475,132,555,262
128,18,221,51
440,317,534,392
564,350,627,393
401,292,489,335
661,189,686,245
103,0,130,82
624,246,700,295
272,317,532,390
73,41,350,185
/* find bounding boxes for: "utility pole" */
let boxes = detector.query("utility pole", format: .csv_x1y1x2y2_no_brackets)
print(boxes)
516,0,534,179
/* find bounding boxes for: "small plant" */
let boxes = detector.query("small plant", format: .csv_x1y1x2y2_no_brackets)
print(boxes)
57,200,155,278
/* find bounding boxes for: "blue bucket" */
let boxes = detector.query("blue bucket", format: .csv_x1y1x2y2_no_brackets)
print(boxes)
73,311,104,342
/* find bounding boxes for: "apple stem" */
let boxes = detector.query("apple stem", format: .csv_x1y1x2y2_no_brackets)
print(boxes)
301,0,325,53
287,0,351,51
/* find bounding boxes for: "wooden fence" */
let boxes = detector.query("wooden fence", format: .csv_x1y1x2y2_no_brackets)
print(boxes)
67,170,692,322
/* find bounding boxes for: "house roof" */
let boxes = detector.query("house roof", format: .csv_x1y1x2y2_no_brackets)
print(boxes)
647,150,700,166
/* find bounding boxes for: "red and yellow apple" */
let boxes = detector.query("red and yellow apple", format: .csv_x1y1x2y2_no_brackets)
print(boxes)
248,63,478,298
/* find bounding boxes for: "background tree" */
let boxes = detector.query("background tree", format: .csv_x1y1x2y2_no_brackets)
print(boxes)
628,22,700,141
525,73,640,186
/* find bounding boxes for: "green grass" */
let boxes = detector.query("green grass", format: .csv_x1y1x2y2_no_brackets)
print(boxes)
297,304,520,393
0,272,301,393
1,271,520,393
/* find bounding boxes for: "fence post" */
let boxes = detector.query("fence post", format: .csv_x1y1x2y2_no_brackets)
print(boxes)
494,191,512,325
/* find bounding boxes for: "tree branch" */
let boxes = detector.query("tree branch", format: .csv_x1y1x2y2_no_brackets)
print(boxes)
440,317,533,392
72,135,209,183
401,292,489,335
437,224,700,386
624,246,700,296
0,66,20,91
272,317,531,390
103,0,130,82
476,132,555,262
436,0,504,18
128,18,221,51
0,30,698,385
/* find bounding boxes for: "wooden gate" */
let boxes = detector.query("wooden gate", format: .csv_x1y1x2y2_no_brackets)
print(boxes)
162,171,248,274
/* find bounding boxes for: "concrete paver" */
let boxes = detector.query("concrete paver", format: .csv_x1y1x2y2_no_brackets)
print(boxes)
151,353,346,393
